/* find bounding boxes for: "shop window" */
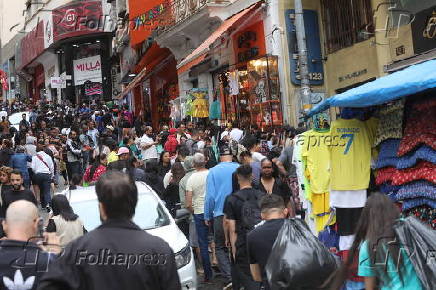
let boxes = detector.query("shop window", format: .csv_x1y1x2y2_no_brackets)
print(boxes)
320,0,373,53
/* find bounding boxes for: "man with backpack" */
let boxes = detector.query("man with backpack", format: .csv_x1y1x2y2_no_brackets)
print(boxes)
224,164,264,290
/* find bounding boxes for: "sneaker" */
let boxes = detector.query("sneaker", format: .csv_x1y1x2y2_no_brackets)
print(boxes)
223,280,232,290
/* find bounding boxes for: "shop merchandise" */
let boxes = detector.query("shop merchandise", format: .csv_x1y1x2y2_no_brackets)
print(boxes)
372,98,405,148
329,118,378,191
403,205,436,230
209,98,222,120
330,190,367,208
191,89,209,118
228,70,239,95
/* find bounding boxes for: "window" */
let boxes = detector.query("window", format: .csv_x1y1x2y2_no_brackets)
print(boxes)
321,0,373,53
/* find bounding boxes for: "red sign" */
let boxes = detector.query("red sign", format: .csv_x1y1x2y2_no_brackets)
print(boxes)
52,1,103,42
20,21,45,69
129,0,172,47
0,70,8,91
233,21,266,64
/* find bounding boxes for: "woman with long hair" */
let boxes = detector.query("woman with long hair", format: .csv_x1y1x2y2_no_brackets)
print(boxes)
157,151,172,178
330,192,423,290
46,194,86,247
143,160,165,197
163,162,185,217
83,154,107,185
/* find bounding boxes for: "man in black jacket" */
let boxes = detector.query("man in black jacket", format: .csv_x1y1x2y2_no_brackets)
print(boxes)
38,171,181,290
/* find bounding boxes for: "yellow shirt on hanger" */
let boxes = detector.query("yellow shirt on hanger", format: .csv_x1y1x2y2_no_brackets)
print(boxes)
301,129,331,194
329,118,378,190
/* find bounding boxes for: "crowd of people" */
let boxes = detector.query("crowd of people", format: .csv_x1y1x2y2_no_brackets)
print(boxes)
0,100,431,290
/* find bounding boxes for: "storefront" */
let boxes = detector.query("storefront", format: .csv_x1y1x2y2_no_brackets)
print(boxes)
175,3,284,129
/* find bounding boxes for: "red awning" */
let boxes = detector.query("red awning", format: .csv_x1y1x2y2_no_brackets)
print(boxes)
177,3,260,74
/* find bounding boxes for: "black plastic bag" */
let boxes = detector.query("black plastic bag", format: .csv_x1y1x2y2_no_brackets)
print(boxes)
393,216,436,290
265,218,339,290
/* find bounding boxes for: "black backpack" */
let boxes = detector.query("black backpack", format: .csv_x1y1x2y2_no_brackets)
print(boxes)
234,189,263,231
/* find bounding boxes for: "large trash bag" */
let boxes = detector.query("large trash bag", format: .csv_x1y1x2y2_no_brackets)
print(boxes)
265,218,339,290
393,216,436,290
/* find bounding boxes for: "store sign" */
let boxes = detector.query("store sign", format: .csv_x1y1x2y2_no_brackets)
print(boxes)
50,77,66,89
111,66,121,98
285,10,324,85
411,6,436,54
338,69,368,83
19,21,45,69
121,46,138,77
129,0,172,46
52,1,103,42
233,21,266,64
73,55,102,85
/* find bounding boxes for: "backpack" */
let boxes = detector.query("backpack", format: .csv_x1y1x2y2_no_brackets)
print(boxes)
234,189,263,232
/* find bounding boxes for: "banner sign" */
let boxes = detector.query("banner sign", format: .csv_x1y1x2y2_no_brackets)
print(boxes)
411,6,436,54
285,10,324,85
50,77,66,89
73,55,102,85
52,1,103,42
19,21,45,69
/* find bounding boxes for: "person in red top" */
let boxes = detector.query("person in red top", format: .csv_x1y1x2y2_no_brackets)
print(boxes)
83,154,108,185
164,128,179,156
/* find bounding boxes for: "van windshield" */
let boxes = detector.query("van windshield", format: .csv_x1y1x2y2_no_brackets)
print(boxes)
71,193,171,231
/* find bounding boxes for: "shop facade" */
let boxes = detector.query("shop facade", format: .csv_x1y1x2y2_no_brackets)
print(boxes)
16,0,116,104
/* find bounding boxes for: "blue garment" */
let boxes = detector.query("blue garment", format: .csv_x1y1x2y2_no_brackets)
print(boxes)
10,153,32,181
204,162,239,220
393,181,436,202
194,214,213,280
376,139,436,169
318,227,339,249
402,198,436,211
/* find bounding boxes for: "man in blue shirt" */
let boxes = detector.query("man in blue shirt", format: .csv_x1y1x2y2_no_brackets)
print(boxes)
204,145,239,288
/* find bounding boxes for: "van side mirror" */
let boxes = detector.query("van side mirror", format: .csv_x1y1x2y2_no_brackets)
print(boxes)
175,208,190,224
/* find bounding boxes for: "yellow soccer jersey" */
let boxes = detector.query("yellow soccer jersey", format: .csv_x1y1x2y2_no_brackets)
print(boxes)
329,118,378,190
301,129,331,194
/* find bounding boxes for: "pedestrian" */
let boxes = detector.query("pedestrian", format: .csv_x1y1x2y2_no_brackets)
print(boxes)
39,171,181,290
19,113,30,130
10,146,32,188
331,192,424,290
0,116,10,135
129,156,146,181
162,162,185,217
229,121,244,142
204,144,240,289
177,123,191,143
31,141,54,212
245,135,266,163
0,139,14,167
140,126,158,167
164,128,179,156
143,160,165,197
107,147,131,173
46,194,85,247
0,201,60,289
185,130,200,155
65,130,82,180
224,164,264,290
186,153,213,282
157,151,172,179
255,158,291,208
246,194,289,289
106,139,119,164
83,154,107,185
1,170,37,215
79,124,92,172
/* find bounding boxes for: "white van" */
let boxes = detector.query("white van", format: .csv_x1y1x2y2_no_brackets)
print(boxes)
62,182,197,290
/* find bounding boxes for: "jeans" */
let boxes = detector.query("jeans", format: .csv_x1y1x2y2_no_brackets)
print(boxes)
213,215,231,280
194,213,213,280
34,173,52,208
82,151,90,172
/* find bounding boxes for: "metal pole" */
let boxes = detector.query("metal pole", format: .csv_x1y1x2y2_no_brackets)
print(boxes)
294,0,311,117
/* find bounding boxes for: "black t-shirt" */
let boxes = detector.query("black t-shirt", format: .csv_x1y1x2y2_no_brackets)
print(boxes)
1,188,38,216
247,218,285,285
224,188,264,272
254,178,291,205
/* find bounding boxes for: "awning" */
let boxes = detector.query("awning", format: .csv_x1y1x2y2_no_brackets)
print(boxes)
308,59,436,117
177,3,260,75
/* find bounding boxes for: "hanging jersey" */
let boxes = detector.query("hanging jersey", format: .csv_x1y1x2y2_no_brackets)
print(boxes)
329,118,378,190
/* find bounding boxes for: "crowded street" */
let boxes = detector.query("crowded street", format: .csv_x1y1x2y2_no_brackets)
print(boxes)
0,0,435,290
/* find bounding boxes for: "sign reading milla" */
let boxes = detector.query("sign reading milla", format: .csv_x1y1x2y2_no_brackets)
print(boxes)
73,55,102,85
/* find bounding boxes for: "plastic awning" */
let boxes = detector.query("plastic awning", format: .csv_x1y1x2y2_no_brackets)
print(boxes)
308,59,436,116
176,3,260,74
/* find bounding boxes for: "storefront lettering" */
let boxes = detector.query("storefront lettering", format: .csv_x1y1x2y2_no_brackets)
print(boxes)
131,1,171,30
423,10,436,39
237,31,259,63
75,60,101,72
338,69,368,83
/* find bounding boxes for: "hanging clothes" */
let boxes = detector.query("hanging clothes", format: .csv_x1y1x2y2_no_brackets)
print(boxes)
228,70,239,95
209,99,221,120
191,90,209,118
